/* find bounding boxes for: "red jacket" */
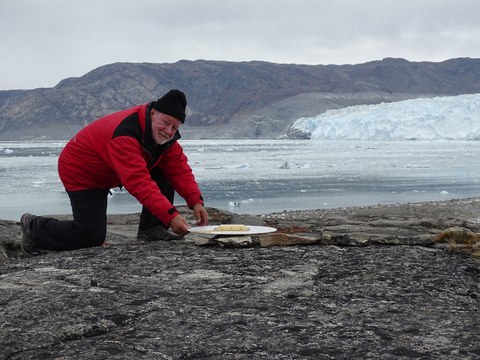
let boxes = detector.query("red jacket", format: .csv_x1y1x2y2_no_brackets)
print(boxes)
58,103,204,226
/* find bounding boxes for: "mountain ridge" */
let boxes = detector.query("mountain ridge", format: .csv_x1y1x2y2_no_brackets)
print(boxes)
1,57,480,140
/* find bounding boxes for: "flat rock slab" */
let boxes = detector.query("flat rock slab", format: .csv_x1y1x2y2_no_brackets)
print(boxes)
1,198,480,359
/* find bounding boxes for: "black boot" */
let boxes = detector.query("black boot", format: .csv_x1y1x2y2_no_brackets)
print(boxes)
137,225,183,241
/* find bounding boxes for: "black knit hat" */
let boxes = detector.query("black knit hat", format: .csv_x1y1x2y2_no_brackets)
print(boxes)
152,89,187,123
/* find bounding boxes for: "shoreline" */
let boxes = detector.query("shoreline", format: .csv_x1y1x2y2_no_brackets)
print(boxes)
264,196,480,219
25,196,480,227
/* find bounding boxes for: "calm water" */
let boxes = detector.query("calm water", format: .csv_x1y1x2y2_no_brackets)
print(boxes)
1,139,479,220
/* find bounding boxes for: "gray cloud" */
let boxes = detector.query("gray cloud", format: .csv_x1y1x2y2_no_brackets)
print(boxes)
1,0,480,89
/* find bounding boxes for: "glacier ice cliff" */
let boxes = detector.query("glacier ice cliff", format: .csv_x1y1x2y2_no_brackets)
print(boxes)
291,94,480,140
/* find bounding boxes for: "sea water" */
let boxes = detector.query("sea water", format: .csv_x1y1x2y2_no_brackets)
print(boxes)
1,139,479,220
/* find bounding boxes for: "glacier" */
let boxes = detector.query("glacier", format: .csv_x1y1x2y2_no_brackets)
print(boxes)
291,93,480,140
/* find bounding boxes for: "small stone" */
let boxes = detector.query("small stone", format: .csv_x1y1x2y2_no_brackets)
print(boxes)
215,236,256,247
258,233,320,247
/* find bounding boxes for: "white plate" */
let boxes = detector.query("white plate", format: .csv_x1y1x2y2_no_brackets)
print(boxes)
188,225,277,235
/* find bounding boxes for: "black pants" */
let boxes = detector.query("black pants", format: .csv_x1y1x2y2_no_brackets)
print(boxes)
33,169,174,251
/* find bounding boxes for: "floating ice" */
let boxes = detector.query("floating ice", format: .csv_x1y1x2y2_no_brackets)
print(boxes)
1,139,480,220
228,201,240,208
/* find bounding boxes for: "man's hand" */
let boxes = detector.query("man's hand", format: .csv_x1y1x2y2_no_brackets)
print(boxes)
193,204,208,226
170,215,190,236
169,205,208,236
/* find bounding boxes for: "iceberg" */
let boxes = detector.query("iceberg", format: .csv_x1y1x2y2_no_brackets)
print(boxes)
291,94,480,140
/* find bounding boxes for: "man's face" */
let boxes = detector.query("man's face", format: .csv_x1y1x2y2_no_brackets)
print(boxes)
150,109,182,145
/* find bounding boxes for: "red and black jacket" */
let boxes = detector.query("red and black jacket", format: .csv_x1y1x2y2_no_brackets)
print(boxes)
58,102,203,226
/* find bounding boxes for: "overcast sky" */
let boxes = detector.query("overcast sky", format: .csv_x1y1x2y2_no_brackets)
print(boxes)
1,0,479,90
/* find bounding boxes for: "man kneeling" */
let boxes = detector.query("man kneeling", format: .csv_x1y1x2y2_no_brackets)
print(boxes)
20,89,208,255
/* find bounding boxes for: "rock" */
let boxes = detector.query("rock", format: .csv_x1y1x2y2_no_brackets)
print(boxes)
189,232,320,248
214,235,257,247
433,226,480,256
0,219,22,262
321,232,370,246
1,199,480,359
434,226,480,244
258,232,320,247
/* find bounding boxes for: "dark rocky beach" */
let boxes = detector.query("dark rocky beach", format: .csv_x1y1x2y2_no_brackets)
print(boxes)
1,198,480,359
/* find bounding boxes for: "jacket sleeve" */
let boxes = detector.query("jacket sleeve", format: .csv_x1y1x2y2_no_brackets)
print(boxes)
156,142,204,209
106,136,180,226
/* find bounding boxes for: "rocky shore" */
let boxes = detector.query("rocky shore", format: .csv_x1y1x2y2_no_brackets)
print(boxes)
1,198,480,359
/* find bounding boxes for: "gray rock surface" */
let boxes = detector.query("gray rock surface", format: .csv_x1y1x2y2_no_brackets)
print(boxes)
1,199,480,359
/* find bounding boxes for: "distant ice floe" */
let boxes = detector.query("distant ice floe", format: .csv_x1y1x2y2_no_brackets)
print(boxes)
221,163,252,169
228,199,254,209
291,94,480,140
278,161,311,169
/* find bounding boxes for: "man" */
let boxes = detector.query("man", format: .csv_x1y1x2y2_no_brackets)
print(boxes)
20,89,208,255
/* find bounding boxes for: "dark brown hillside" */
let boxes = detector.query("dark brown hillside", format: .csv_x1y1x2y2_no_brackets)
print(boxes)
1,58,479,140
